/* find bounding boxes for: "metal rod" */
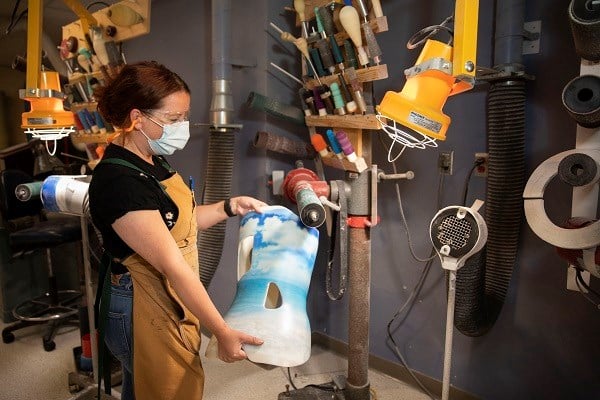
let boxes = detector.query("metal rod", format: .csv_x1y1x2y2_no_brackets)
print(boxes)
269,62,303,85
442,271,457,400
346,226,371,400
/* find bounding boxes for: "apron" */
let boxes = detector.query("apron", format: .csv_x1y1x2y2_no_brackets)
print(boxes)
120,170,204,399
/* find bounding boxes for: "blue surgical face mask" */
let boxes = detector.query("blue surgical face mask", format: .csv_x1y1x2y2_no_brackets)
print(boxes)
139,115,190,155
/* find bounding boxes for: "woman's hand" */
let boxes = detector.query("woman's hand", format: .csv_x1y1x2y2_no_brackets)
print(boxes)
215,327,264,363
229,196,268,216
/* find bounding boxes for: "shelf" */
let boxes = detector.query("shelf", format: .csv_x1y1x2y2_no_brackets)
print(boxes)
70,102,98,113
305,114,381,130
320,154,365,173
61,0,150,45
305,64,388,89
68,70,104,85
70,132,113,145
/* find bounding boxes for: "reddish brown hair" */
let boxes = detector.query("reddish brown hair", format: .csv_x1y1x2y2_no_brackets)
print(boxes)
95,61,190,129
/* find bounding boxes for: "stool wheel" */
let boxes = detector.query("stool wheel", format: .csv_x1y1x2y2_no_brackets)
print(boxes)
2,331,15,344
43,339,56,352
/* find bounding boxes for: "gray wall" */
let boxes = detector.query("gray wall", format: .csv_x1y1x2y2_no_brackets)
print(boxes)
116,0,598,399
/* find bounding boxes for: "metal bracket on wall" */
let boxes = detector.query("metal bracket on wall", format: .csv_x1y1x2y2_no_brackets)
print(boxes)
522,21,541,55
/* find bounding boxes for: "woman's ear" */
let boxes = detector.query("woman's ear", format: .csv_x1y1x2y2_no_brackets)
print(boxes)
124,109,143,132
129,109,143,130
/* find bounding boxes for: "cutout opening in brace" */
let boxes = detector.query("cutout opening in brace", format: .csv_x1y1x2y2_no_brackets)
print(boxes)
264,282,283,309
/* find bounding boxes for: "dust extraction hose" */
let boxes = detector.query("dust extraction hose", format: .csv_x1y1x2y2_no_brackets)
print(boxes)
197,0,235,288
198,130,235,287
455,80,526,336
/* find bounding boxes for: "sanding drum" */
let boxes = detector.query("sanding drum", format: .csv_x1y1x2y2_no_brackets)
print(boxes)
562,75,600,128
568,0,600,61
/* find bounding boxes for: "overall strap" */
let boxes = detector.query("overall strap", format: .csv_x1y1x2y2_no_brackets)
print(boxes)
100,157,169,191
95,250,116,397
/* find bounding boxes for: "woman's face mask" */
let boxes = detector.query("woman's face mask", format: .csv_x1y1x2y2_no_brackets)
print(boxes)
139,113,190,155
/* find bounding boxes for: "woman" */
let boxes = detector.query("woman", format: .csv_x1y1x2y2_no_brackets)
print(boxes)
89,61,265,400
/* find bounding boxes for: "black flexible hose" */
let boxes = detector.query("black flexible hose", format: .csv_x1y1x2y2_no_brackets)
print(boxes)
455,80,527,336
197,130,235,287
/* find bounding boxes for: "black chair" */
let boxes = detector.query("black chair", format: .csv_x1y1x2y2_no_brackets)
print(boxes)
0,169,82,351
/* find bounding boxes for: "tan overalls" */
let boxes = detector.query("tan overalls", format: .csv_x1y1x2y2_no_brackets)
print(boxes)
121,171,204,399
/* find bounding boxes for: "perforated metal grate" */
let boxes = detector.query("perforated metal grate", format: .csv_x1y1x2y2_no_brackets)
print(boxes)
436,215,473,250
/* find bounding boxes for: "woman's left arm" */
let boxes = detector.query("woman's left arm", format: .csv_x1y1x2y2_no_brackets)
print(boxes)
195,196,267,230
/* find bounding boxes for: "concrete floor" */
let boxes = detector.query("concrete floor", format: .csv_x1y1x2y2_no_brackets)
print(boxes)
0,320,431,400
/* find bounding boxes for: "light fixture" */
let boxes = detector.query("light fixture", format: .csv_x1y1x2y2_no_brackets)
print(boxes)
19,0,75,155
376,0,479,151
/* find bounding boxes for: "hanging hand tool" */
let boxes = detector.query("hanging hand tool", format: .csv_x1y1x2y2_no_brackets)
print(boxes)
294,0,309,38
315,7,344,74
337,73,357,113
343,39,359,69
335,130,368,171
371,0,383,18
326,129,344,159
339,0,369,67
311,133,331,158
356,0,383,64
345,67,367,113
318,7,344,72
270,62,304,85
330,82,346,115
301,88,317,115
270,22,323,85
316,85,335,114
312,87,327,116
313,15,336,75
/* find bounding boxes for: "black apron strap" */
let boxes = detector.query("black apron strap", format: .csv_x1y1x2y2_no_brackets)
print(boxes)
96,250,114,396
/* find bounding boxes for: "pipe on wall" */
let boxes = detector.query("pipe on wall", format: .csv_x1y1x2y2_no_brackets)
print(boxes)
197,0,237,287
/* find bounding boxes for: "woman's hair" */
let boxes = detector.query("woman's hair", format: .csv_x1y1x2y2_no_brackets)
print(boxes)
95,61,190,129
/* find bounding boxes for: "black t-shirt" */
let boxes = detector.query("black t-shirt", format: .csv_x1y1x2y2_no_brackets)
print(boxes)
88,143,178,262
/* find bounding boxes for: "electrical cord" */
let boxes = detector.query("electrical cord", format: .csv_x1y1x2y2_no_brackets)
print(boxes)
377,132,440,263
286,367,298,390
575,269,600,309
378,131,445,399
386,254,438,400
3,0,27,36
461,158,485,206
406,15,455,49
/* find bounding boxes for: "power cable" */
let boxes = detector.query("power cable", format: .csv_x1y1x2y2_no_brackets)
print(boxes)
461,158,485,206
575,269,600,309
377,133,443,400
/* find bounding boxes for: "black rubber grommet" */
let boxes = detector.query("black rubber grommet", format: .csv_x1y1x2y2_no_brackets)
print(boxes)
558,153,598,187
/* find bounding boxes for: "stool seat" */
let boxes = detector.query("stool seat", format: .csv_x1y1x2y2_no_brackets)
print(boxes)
9,217,81,250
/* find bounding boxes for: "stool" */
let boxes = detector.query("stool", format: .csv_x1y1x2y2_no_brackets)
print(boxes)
0,169,82,351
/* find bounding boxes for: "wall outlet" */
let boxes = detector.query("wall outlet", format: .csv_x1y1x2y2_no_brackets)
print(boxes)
474,152,489,177
438,151,454,175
